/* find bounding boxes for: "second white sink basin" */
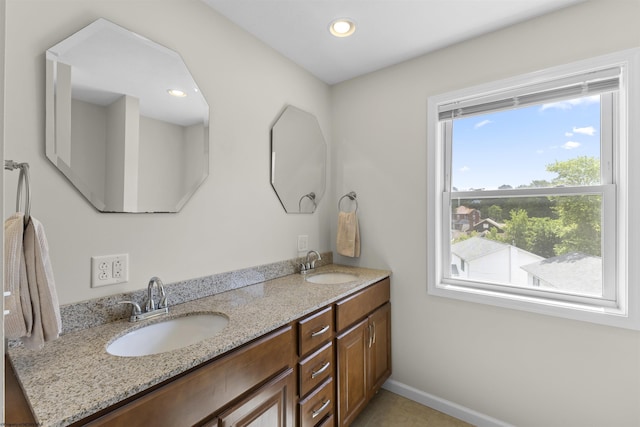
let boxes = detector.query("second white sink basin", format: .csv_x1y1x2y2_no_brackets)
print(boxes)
306,272,358,284
107,313,229,357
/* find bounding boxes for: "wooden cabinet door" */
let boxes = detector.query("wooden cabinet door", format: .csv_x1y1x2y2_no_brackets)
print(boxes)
336,318,368,427
216,368,295,427
368,303,391,398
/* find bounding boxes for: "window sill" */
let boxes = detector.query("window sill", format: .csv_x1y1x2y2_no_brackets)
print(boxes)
428,280,639,330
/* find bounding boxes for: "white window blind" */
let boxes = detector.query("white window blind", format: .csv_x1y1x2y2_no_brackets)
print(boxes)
438,67,620,120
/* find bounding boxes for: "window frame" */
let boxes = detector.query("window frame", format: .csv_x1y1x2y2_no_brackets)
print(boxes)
427,49,640,329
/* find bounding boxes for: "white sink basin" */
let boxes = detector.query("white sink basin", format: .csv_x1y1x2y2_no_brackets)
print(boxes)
306,272,358,284
107,313,229,357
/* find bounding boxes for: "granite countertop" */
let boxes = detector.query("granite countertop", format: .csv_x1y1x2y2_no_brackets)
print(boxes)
7,264,390,427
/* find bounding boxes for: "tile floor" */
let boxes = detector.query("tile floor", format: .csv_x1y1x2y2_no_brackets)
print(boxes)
351,389,475,427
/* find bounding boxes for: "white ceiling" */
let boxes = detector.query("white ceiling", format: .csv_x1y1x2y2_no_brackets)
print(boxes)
203,0,584,85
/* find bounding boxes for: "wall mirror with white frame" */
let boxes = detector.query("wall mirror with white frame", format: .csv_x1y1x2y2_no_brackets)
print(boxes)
45,18,210,213
270,105,327,213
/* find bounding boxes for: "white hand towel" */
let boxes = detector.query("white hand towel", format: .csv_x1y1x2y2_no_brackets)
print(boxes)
3,213,31,339
3,213,62,349
21,217,62,349
337,211,360,258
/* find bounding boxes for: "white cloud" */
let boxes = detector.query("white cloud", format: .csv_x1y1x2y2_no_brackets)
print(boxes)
460,166,470,172
565,132,573,137
474,119,492,129
573,126,596,136
539,95,599,111
562,141,581,150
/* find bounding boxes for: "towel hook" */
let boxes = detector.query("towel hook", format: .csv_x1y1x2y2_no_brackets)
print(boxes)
338,191,358,213
4,160,31,225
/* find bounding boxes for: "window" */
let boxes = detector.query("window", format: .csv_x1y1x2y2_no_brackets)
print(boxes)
427,49,640,329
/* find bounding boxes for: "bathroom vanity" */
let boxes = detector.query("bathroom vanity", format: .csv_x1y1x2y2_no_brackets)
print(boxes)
7,266,390,427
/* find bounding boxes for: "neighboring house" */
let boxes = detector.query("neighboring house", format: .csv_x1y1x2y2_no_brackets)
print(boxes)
451,236,543,285
452,205,481,232
472,218,504,235
521,252,602,296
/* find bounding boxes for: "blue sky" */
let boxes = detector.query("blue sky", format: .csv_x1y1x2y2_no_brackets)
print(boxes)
451,95,601,190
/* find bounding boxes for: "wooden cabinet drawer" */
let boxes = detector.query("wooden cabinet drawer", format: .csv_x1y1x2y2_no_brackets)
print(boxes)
298,306,334,356
316,414,334,427
335,278,390,332
298,377,334,427
298,342,334,398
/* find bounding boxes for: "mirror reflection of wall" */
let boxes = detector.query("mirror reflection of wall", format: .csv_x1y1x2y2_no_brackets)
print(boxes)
45,18,210,213
270,105,327,214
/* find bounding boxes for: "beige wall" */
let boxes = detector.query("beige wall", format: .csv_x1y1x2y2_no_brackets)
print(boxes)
3,0,333,304
331,0,640,425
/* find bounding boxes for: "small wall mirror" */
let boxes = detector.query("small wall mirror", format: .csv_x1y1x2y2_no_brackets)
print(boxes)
270,106,327,213
45,18,209,212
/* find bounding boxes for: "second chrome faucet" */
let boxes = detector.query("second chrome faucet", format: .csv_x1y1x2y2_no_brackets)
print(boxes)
300,250,322,275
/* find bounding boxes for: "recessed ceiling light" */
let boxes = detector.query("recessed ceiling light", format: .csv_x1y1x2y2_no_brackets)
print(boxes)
167,89,187,97
329,18,356,38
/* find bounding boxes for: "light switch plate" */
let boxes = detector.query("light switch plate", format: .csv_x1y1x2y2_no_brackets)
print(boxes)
297,235,309,252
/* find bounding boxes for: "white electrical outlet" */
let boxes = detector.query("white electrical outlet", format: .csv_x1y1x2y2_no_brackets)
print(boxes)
91,254,129,287
297,235,309,252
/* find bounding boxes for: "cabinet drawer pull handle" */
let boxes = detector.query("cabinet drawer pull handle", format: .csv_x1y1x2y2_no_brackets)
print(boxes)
312,399,331,418
310,325,330,337
311,361,330,379
372,321,377,345
368,324,373,348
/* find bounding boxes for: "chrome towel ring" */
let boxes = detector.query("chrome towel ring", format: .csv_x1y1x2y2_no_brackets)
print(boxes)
4,160,31,225
298,192,317,212
338,191,358,213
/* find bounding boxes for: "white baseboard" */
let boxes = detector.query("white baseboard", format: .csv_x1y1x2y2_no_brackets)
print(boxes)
382,379,514,427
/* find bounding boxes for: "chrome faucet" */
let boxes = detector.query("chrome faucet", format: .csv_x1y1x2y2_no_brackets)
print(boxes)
300,250,322,275
146,276,167,312
119,276,169,322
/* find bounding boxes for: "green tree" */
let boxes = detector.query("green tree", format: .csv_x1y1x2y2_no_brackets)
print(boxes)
546,156,601,256
526,217,562,258
518,179,552,189
502,209,529,249
547,156,599,186
486,209,562,258
487,205,503,222
485,227,502,241
452,231,479,244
